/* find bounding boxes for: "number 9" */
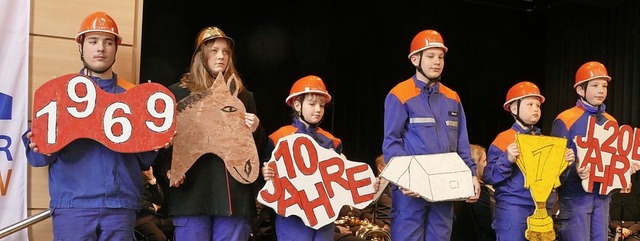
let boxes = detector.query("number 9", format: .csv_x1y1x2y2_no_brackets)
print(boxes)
66,76,96,118
146,92,174,133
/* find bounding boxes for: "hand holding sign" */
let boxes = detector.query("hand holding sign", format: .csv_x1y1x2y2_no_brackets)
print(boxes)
257,134,375,230
574,116,640,195
31,74,176,154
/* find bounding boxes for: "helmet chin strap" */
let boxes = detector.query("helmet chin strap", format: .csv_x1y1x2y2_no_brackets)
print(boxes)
579,83,605,121
511,100,535,134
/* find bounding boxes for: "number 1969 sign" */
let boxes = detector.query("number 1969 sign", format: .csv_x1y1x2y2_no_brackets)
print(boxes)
31,74,176,154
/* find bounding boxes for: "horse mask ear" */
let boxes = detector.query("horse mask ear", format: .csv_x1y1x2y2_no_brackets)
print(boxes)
211,72,240,97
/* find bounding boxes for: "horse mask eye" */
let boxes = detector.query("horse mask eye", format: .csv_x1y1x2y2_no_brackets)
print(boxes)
222,106,238,112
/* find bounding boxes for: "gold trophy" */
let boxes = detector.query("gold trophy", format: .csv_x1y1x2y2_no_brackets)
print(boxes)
515,134,568,241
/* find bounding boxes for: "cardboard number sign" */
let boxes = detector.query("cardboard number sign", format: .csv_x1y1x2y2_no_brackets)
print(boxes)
575,116,640,195
31,74,176,154
257,133,376,229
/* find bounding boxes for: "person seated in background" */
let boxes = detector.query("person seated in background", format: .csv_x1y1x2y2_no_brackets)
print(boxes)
135,167,174,241
359,154,391,232
609,219,640,241
334,206,367,241
468,144,496,241
334,154,391,241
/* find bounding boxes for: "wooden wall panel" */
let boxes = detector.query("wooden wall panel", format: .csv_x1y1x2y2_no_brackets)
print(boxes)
27,166,49,209
26,0,143,239
27,209,52,241
31,0,135,45
29,36,134,115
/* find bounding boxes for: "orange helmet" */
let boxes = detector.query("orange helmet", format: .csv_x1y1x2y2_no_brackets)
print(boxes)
574,61,611,88
503,81,545,111
408,30,448,59
75,11,121,45
286,75,331,106
193,26,235,57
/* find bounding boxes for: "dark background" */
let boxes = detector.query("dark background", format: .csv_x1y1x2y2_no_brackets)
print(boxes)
141,0,640,227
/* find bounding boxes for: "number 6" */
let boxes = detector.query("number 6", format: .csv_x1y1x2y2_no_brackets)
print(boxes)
104,103,132,143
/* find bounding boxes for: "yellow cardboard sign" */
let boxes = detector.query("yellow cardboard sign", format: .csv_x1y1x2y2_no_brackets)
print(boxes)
516,134,568,241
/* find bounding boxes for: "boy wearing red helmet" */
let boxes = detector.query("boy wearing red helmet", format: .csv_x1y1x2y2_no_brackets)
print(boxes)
551,61,616,241
262,75,342,241
22,12,159,240
483,81,574,241
382,29,480,241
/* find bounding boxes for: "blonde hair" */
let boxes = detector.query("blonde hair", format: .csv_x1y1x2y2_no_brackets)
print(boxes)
374,154,385,167
180,39,245,93
470,144,487,181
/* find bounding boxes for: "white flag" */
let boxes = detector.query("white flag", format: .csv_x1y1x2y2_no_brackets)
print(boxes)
0,0,31,240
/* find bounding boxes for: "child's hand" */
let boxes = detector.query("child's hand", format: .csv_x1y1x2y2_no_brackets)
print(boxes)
466,176,481,203
576,164,590,180
373,177,381,193
26,132,51,156
143,166,155,181
506,143,519,163
245,113,260,133
400,187,420,198
262,165,274,181
565,148,575,165
630,160,640,174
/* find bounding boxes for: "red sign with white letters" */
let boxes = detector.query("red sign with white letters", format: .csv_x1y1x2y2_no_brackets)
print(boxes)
31,74,176,154
257,133,376,229
575,116,640,194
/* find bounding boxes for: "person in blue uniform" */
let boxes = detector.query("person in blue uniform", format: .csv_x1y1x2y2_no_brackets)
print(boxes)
262,75,342,241
382,29,481,241
551,61,617,241
483,81,574,241
23,11,159,241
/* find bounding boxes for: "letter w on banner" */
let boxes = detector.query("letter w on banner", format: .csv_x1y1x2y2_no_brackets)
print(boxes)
0,1,30,240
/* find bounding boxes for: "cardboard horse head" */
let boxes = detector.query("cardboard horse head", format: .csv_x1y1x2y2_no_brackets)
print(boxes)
169,73,259,184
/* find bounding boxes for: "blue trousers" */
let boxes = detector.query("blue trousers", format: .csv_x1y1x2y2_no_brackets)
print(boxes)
557,191,610,241
51,208,136,241
493,203,557,241
390,186,454,241
275,215,335,241
172,215,250,241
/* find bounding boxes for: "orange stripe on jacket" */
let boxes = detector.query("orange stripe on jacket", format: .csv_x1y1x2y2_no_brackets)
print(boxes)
269,126,299,144
492,128,518,152
269,125,342,149
438,84,461,103
389,79,421,104
389,78,461,104
316,128,342,148
117,78,136,90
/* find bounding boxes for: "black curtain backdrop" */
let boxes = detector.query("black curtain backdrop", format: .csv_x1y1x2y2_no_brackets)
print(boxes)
141,0,546,166
541,1,640,132
141,0,640,238
141,0,639,179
